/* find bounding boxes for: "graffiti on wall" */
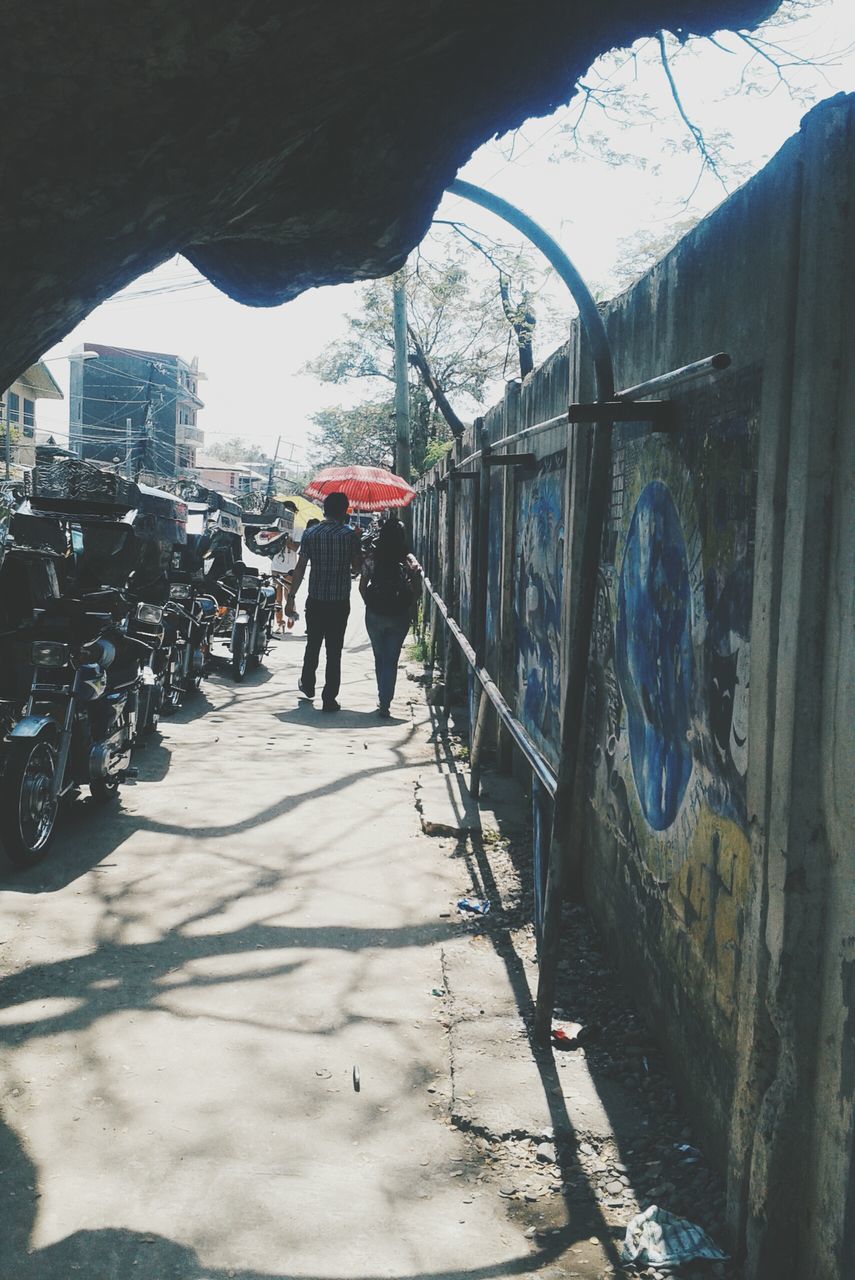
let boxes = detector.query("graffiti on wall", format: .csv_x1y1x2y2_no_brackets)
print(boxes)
485,465,504,658
587,365,760,1021
513,450,566,770
457,481,473,636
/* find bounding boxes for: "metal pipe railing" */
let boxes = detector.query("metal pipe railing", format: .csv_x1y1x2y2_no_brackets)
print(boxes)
454,412,567,470
615,351,731,401
439,351,732,475
422,574,558,799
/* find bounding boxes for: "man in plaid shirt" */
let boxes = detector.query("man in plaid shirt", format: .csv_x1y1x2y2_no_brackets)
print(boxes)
285,492,362,711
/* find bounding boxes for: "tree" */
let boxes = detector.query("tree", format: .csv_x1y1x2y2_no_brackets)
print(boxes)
549,3,848,203
603,215,701,296
305,231,567,470
309,401,396,470
207,436,270,464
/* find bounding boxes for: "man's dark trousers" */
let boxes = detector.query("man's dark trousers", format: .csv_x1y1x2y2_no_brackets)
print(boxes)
301,598,350,705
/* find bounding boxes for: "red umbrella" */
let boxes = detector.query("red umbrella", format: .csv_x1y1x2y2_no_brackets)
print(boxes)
305,465,416,512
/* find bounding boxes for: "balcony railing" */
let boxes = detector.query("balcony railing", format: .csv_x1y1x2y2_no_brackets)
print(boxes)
176,425,204,446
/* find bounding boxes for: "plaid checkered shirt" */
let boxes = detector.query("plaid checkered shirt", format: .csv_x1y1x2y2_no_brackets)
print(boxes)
301,519,359,602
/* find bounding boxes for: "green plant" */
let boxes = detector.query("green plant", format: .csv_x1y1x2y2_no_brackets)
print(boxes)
422,439,454,471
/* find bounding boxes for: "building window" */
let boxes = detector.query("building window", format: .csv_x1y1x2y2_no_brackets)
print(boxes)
7,392,19,422
23,399,35,437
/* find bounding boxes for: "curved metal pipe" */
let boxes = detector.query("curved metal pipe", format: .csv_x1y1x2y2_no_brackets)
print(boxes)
447,177,614,400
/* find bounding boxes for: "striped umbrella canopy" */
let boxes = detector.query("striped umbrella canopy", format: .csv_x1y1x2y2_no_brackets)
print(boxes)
305,465,416,512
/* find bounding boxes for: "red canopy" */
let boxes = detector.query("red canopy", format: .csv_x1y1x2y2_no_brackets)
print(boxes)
305,465,416,512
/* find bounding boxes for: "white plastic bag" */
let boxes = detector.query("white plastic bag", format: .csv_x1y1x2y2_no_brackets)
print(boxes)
621,1204,728,1268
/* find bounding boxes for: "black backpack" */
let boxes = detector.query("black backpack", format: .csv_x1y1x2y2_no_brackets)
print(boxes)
365,558,412,616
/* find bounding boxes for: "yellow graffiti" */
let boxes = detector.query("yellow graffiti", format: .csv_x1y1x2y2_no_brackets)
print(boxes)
670,812,750,1021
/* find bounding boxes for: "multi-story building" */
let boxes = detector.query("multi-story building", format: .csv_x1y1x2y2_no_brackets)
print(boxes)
0,361,64,471
68,343,204,478
189,457,268,499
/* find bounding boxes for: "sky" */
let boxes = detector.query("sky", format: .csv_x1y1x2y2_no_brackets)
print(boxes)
37,0,854,468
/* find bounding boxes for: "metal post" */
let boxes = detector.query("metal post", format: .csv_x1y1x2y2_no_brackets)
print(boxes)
125,417,133,479
393,271,411,485
444,177,616,1044
428,481,440,666
442,443,459,716
268,435,281,498
497,381,520,771
469,421,492,797
469,688,490,799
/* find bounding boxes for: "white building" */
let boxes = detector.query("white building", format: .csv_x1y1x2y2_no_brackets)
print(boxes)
0,361,64,473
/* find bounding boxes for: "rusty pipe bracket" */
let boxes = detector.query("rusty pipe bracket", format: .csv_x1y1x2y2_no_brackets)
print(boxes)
483,453,536,467
567,400,678,429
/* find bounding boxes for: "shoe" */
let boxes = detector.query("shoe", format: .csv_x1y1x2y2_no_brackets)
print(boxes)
321,700,341,713
298,679,315,699
377,705,391,718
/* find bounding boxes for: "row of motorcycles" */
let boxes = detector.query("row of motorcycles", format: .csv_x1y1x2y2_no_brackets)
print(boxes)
0,449,282,867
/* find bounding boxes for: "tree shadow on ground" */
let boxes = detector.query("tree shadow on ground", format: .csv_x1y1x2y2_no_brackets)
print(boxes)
0,1108,584,1280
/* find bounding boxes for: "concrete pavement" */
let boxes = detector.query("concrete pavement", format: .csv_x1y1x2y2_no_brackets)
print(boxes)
0,602,620,1280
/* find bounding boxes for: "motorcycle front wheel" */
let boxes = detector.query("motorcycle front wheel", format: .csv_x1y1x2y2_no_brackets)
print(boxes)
161,652,183,714
0,738,59,866
231,625,249,682
139,683,162,735
249,618,264,671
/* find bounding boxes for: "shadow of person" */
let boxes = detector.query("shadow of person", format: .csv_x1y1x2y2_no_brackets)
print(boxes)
0,1113,36,1266
0,1116,281,1280
274,706,407,729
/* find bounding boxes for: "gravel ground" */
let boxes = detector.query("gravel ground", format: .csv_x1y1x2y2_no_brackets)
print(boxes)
418,685,738,1280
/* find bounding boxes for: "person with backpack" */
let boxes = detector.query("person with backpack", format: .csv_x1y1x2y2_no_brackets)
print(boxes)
359,517,421,718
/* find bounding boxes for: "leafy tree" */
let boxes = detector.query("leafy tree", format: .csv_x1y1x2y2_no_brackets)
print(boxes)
422,438,454,471
601,216,701,296
306,232,567,470
207,435,270,464
309,401,396,470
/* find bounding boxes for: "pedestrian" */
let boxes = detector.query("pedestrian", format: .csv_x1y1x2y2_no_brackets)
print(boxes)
359,518,421,718
285,493,361,712
271,511,320,634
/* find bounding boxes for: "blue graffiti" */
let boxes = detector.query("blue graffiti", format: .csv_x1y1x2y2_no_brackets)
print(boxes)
616,480,694,831
514,454,565,767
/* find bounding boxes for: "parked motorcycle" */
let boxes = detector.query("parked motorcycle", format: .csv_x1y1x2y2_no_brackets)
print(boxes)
124,484,188,732
0,580,146,866
209,560,274,681
160,572,219,706
0,453,148,864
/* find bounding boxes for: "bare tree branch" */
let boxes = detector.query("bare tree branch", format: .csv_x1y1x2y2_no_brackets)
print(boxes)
657,31,729,191
407,324,466,438
432,219,537,378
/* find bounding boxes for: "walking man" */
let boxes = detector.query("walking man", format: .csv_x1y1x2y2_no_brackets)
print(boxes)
285,492,361,712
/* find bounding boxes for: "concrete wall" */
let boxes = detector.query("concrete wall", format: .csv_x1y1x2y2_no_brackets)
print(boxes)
413,93,854,1279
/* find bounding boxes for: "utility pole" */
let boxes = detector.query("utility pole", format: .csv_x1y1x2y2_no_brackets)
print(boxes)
392,270,410,484
268,435,281,499
125,417,133,480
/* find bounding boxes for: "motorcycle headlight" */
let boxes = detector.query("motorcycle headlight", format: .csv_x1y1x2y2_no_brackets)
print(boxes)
169,583,192,602
136,603,164,625
31,640,70,668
